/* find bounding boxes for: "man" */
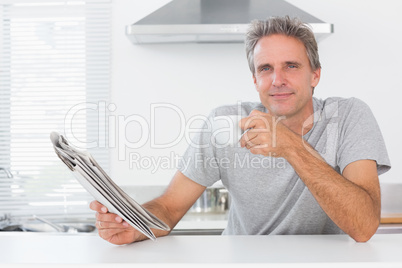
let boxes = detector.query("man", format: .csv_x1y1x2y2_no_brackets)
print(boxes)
90,16,390,244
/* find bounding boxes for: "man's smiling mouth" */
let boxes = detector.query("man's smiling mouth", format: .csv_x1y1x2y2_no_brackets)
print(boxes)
269,92,294,99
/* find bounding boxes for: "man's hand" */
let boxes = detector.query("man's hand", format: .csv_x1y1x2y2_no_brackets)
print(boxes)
239,109,297,158
89,171,206,245
90,200,144,245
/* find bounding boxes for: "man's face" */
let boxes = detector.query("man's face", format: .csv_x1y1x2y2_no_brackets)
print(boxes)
252,34,321,121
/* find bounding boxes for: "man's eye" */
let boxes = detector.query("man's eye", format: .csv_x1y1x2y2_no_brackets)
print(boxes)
261,67,270,71
288,64,297,69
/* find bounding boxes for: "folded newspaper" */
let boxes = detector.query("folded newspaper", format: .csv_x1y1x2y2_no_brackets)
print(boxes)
50,131,170,241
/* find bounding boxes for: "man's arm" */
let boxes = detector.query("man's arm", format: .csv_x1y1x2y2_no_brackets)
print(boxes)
90,171,206,245
286,144,380,242
240,110,381,242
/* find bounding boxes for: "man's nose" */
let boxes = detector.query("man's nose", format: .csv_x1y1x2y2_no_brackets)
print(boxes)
272,70,286,87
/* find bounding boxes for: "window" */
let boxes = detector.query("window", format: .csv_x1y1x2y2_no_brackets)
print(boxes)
0,0,111,222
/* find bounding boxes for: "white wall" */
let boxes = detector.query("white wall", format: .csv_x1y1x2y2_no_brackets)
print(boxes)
110,0,402,186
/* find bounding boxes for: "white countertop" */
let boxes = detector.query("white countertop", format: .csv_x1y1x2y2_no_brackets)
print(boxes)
2,232,402,267
174,212,228,230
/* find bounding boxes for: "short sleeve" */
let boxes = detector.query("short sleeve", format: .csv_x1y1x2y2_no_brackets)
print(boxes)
177,111,221,187
337,98,391,175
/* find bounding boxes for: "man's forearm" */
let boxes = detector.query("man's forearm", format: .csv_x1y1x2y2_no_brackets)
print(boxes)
135,198,178,241
135,171,206,242
285,140,380,242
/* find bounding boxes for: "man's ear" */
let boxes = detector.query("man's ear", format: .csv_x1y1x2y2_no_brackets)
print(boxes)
253,75,257,89
311,68,321,88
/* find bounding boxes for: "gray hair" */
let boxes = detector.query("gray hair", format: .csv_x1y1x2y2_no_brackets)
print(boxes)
245,16,321,75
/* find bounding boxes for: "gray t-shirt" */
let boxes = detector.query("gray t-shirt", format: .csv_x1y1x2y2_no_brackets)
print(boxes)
178,97,391,235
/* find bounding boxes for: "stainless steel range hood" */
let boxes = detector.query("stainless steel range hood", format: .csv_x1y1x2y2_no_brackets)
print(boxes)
126,0,334,44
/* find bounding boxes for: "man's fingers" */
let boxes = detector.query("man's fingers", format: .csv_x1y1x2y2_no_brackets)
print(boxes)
96,211,125,223
244,139,268,149
240,128,269,148
89,200,108,213
90,200,139,245
96,220,129,230
239,116,257,131
240,131,256,147
248,109,265,116
239,110,272,131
